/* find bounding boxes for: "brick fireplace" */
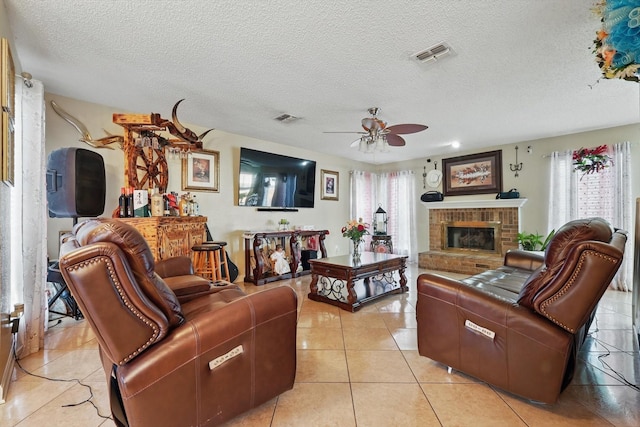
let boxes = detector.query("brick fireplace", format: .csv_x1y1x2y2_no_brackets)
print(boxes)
419,199,527,275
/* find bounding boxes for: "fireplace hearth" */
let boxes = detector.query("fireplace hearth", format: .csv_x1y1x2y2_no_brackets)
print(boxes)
419,199,526,275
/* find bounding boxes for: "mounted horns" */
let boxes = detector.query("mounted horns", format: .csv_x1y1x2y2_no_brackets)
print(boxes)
170,99,214,143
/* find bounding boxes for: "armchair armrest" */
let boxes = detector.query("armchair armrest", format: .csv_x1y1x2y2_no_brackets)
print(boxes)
155,256,194,277
155,256,234,303
504,249,544,271
164,275,239,303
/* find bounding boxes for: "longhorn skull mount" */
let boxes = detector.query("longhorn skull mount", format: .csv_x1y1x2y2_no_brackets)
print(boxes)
166,99,214,144
51,99,214,152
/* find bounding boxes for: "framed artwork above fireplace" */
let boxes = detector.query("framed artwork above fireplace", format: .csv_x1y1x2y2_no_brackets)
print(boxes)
442,150,502,196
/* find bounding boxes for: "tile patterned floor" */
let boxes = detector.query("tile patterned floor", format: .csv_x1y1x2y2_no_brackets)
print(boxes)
1,265,638,426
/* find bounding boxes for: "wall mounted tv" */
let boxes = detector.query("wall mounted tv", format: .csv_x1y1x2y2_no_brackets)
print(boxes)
238,147,316,209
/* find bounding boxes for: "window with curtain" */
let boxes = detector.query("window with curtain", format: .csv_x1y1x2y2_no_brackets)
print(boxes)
350,170,418,262
548,142,633,291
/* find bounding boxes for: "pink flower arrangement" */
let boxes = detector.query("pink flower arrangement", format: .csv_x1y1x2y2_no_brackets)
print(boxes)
341,218,370,242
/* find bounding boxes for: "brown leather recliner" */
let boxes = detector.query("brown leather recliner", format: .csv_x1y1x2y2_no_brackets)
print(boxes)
417,217,627,404
58,218,298,426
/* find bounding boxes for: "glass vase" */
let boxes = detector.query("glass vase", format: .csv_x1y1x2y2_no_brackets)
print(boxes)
352,239,362,260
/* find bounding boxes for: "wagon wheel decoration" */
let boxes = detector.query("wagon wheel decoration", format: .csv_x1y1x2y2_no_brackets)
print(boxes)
127,146,169,190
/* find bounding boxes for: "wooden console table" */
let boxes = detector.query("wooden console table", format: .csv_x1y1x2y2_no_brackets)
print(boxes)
117,216,207,261
244,230,328,285
308,252,408,312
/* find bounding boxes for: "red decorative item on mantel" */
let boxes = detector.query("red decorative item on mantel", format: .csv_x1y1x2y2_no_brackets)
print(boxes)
572,145,613,178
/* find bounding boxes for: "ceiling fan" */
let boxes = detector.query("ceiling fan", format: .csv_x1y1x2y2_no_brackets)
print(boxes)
325,107,428,152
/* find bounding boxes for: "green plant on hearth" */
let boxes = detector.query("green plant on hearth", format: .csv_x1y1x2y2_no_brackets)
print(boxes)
517,230,555,251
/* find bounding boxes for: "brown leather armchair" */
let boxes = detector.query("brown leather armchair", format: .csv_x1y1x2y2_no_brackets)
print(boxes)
59,218,297,426
417,217,627,404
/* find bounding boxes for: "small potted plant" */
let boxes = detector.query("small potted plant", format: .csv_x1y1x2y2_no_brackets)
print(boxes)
278,218,290,231
517,230,555,251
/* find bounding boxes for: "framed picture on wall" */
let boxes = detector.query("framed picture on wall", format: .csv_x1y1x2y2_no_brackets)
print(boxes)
182,149,220,192
1,111,13,186
320,169,339,201
442,150,502,196
1,38,15,185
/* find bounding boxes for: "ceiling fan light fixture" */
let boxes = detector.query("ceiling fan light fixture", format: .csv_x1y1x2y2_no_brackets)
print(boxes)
359,137,367,152
376,136,387,152
335,106,428,154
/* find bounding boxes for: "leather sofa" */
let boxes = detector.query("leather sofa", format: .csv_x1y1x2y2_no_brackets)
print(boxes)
58,218,298,426
417,217,627,404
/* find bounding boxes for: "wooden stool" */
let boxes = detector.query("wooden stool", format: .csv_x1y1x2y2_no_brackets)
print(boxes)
207,241,231,281
192,243,222,281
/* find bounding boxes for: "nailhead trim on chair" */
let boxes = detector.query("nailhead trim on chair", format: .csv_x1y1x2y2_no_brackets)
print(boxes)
66,257,160,364
539,250,618,333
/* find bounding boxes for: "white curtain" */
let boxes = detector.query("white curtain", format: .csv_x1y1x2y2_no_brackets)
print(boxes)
12,79,47,356
377,171,418,262
350,170,418,262
350,170,376,250
610,142,633,291
547,150,577,232
547,143,633,292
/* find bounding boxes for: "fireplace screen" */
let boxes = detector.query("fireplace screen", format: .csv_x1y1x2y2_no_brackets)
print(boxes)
441,221,501,254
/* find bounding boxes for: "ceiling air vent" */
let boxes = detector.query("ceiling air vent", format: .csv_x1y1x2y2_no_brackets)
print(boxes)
412,42,453,63
274,113,299,123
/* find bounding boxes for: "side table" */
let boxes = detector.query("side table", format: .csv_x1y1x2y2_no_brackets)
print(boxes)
370,235,393,253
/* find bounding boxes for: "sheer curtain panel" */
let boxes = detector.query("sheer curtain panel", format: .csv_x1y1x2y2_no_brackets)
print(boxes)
350,170,418,262
12,79,47,356
547,143,632,291
377,171,418,262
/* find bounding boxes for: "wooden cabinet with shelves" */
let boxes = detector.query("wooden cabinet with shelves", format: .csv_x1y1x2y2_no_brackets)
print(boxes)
244,230,328,285
117,216,207,261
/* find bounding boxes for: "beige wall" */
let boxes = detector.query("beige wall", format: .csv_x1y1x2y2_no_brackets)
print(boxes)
44,94,374,278
380,124,640,251
45,94,640,273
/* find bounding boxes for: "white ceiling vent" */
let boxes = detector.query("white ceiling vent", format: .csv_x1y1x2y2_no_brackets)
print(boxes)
274,113,299,123
412,42,453,63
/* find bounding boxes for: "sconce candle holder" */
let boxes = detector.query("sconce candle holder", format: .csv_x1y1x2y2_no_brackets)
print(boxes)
510,146,523,177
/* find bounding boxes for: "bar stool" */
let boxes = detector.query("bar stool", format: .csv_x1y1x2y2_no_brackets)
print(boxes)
200,224,232,282
192,243,222,281
207,241,231,281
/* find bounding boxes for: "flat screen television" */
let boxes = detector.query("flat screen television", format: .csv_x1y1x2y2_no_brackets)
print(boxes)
46,147,106,218
238,147,316,208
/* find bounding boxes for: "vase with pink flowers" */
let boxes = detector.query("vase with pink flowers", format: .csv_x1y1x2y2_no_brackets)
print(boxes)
341,218,370,260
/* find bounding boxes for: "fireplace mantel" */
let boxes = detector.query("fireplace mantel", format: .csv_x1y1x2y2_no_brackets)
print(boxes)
421,199,528,210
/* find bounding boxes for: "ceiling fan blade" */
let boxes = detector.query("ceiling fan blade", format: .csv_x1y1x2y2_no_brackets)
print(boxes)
385,124,428,135
323,131,367,134
385,134,406,146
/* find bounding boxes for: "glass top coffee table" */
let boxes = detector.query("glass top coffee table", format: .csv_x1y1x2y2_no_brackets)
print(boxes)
308,252,408,312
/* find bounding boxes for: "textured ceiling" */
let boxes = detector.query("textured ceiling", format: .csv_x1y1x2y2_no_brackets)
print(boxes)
4,0,639,164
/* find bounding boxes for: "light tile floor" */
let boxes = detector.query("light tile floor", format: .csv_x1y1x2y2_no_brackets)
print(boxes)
1,265,639,426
